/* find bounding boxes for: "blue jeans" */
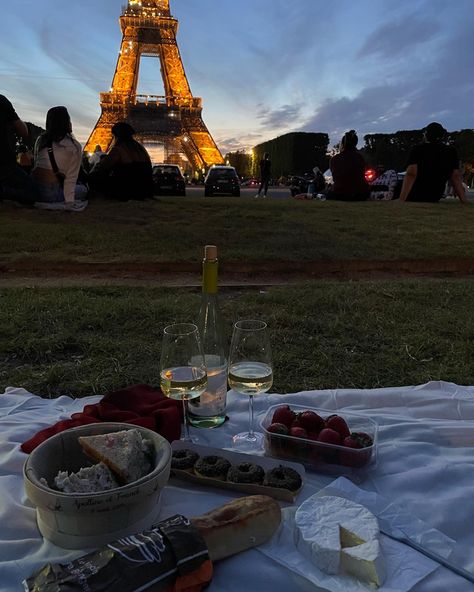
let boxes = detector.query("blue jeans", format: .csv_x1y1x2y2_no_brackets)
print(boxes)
0,166,39,205
36,181,88,203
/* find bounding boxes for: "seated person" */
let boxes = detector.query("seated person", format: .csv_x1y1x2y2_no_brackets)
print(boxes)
88,144,105,171
17,144,33,174
326,130,370,201
0,94,39,206
369,165,398,200
31,106,88,212
89,122,153,201
399,122,467,203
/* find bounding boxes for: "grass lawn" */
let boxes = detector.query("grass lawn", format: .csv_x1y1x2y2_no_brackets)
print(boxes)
1,196,474,265
2,197,473,398
1,280,474,398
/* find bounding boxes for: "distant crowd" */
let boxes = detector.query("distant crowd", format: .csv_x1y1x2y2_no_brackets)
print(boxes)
0,94,468,213
285,126,467,204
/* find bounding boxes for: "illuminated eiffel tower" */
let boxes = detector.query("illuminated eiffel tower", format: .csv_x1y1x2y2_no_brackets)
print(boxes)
85,0,223,171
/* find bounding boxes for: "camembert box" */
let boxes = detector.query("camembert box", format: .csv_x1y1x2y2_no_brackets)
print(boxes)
170,442,305,502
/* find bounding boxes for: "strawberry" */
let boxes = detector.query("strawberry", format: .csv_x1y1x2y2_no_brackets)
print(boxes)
325,414,351,439
266,423,289,459
267,422,289,436
342,435,363,449
298,410,325,433
317,428,342,445
340,432,373,467
317,428,341,464
289,426,308,439
284,425,307,458
271,405,296,428
350,432,373,448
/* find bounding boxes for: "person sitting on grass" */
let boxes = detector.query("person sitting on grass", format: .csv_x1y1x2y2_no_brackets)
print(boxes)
326,130,370,201
32,106,88,212
88,122,153,201
0,94,39,206
399,122,467,204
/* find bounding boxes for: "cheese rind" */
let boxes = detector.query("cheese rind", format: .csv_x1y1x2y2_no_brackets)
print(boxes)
294,495,385,586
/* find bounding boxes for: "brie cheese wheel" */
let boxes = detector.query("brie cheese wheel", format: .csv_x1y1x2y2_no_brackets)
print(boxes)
294,495,386,586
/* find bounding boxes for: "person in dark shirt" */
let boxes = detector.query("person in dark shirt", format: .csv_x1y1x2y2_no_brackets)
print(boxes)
399,122,467,203
88,122,153,201
326,130,370,201
255,152,271,198
0,94,39,205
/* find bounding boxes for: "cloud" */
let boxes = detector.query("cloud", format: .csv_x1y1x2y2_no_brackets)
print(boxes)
358,16,441,59
257,104,303,129
216,132,264,155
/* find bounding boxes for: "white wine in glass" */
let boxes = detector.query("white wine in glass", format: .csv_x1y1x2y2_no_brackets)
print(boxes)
228,320,273,451
160,323,207,442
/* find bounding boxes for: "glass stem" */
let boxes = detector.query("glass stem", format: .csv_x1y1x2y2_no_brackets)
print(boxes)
248,394,255,440
182,397,191,441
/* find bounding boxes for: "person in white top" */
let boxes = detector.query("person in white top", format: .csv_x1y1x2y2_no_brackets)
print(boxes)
32,106,88,212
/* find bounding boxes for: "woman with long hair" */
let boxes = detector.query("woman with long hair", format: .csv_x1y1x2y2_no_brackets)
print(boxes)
32,106,87,211
89,122,153,201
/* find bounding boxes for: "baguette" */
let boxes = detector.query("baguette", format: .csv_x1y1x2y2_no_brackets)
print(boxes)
190,494,281,561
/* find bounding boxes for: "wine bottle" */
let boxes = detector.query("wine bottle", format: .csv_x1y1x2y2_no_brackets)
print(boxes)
188,245,228,428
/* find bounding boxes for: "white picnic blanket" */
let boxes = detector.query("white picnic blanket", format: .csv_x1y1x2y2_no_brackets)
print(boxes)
1,381,474,591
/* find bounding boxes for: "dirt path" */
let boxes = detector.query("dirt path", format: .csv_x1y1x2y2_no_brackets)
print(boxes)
1,258,474,287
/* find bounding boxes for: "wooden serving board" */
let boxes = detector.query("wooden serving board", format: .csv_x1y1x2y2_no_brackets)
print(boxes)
170,442,305,503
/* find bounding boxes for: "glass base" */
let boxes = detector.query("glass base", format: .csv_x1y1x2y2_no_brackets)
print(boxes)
188,415,226,429
232,431,264,452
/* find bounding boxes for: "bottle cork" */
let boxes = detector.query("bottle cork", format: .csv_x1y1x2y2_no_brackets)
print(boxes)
204,245,217,261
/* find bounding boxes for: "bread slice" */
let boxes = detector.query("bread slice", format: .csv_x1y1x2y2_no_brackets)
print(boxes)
78,428,152,485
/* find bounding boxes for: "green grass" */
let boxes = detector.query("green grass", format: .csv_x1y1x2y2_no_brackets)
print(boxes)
1,197,474,264
2,280,474,398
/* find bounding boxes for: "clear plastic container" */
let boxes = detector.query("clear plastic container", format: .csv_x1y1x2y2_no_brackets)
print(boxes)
260,404,378,474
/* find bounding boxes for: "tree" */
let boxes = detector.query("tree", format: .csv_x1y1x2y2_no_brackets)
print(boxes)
253,132,330,178
450,129,474,184
225,150,252,178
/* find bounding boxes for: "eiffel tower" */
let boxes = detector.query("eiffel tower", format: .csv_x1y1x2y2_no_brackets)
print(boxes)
85,0,223,171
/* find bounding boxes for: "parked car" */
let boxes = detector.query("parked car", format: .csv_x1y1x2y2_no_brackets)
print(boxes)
204,165,240,196
152,164,186,196
241,178,259,187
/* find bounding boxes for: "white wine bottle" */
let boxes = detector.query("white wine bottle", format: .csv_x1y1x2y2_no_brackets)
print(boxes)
188,245,228,428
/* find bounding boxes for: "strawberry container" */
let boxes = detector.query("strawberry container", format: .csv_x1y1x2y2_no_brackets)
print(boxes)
260,404,378,474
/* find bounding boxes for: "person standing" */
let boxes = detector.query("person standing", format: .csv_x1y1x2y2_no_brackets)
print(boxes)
0,94,39,205
399,122,467,203
326,130,370,201
255,152,271,198
32,106,88,211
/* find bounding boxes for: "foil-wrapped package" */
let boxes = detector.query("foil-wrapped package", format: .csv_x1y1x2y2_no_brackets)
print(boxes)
23,515,212,592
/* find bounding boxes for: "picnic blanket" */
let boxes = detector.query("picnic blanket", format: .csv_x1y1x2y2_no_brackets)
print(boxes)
1,381,474,591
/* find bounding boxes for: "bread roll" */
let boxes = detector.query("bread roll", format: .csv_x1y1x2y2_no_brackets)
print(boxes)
191,495,281,561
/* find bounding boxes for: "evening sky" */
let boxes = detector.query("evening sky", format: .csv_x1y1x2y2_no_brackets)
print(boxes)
1,0,473,153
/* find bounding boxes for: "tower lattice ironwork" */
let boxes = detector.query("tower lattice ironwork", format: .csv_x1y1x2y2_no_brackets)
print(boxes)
85,0,223,171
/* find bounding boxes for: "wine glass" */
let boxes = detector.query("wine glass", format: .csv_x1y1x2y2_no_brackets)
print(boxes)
160,323,207,443
228,319,273,451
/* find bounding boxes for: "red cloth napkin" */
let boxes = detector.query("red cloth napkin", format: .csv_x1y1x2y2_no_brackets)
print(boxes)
21,384,182,454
